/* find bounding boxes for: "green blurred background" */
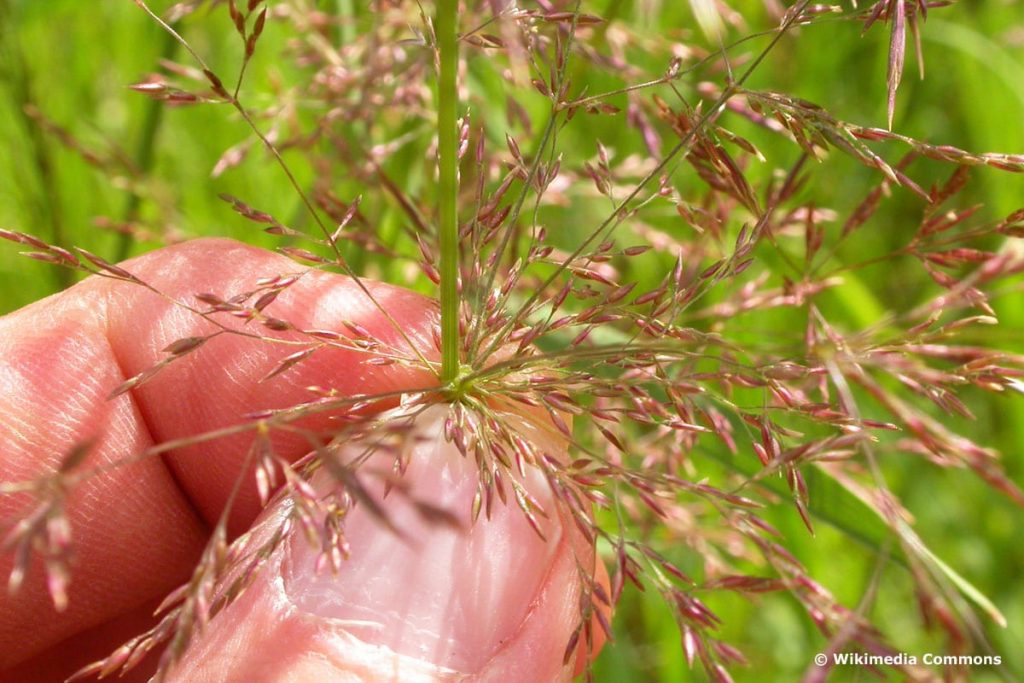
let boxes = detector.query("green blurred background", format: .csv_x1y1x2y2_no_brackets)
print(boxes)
2,0,1023,681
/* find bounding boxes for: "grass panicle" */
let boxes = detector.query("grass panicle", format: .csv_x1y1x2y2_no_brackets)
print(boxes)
2,0,1023,681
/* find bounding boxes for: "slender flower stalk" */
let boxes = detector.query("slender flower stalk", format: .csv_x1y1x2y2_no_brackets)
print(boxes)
436,0,460,384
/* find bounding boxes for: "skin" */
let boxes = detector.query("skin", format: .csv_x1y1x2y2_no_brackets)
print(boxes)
0,239,605,682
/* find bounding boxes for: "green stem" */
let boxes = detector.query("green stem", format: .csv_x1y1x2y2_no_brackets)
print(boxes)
336,0,354,47
436,0,459,383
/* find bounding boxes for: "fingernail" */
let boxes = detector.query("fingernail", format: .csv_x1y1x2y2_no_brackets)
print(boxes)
281,406,563,675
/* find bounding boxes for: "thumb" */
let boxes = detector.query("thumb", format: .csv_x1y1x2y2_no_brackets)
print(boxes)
169,405,595,682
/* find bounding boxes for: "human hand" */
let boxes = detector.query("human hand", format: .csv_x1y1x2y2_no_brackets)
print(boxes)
1,239,604,682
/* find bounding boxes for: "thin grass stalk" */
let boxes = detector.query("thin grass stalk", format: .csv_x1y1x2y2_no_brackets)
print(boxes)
436,0,459,383
115,27,178,261
476,0,813,365
334,0,355,46
132,0,436,375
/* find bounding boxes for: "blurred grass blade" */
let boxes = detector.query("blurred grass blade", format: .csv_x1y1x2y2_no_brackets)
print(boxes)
902,526,1008,628
812,465,1007,628
689,0,724,42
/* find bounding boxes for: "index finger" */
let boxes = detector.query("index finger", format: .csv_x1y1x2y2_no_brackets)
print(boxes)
0,238,438,672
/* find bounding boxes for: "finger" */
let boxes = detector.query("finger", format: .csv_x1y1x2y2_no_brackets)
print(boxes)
99,238,438,533
0,283,207,672
0,238,436,672
2,600,163,683
170,405,597,682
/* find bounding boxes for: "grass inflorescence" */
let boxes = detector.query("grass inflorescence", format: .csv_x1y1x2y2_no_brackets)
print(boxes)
3,0,1024,681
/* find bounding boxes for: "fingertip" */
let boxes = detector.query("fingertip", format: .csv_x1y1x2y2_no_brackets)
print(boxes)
0,238,441,667
169,406,591,683
98,238,441,531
